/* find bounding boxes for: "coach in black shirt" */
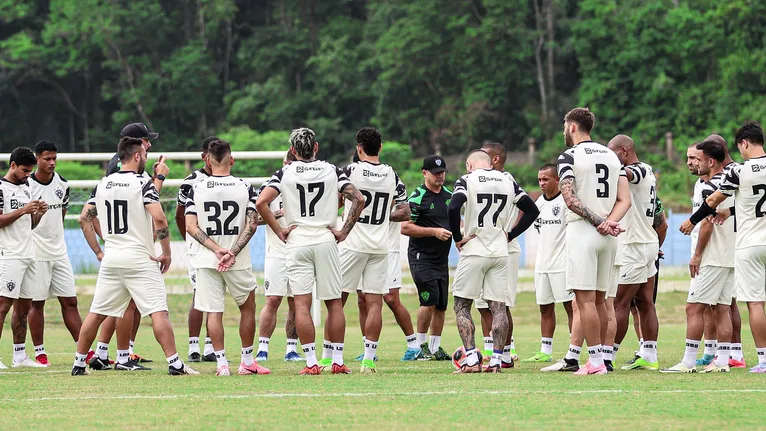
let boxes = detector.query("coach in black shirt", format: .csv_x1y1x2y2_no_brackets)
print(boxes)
106,123,168,193
402,155,453,361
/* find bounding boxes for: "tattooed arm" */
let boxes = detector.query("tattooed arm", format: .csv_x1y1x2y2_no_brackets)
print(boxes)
146,202,172,273
185,213,225,253
559,177,605,227
330,183,364,243
79,204,104,260
230,209,258,256
389,203,410,222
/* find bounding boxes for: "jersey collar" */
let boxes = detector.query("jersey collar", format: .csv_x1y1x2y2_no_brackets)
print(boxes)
117,170,137,174
543,192,561,201
30,172,55,186
0,177,27,186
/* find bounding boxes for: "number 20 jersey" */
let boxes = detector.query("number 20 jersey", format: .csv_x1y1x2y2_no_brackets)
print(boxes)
557,141,623,224
185,175,257,271
341,161,407,255
87,171,160,268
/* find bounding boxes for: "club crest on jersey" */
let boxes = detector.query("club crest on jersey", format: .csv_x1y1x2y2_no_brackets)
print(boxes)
55,188,64,199
552,205,561,216
6,281,15,292
24,190,30,198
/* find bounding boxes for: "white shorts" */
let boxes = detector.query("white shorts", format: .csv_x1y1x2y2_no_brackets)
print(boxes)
286,241,342,300
453,255,508,303
340,249,388,295
566,220,617,292
0,258,35,300
264,256,291,297
475,252,519,309
90,265,168,317
688,266,734,305
619,242,659,284
535,272,573,305
735,246,766,302
194,268,257,312
188,266,197,289
30,259,76,301
388,251,402,289
607,265,620,298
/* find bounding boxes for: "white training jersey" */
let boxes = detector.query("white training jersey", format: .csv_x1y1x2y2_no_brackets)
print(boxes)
534,193,567,273
453,169,517,258
88,171,160,268
186,175,257,271
29,172,70,261
388,221,401,253
503,171,527,254
259,185,288,259
623,162,658,245
720,156,766,250
177,168,210,260
689,179,705,254
0,178,35,259
341,161,407,255
557,141,624,224
265,160,351,246
698,173,735,268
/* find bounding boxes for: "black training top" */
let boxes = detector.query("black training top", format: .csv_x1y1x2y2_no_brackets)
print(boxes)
106,154,120,176
406,184,453,267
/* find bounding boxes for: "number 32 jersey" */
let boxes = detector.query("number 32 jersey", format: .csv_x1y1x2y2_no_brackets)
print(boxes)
341,161,407,255
186,175,257,271
87,171,160,268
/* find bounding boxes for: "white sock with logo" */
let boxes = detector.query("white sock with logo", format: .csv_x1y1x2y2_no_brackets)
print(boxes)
541,337,553,355
96,342,109,360
332,343,345,365
203,337,214,356
13,344,26,362
258,337,270,354
286,339,299,354
405,334,418,349
303,343,317,367
682,339,700,368
241,346,254,366
188,337,200,355
483,337,493,352
34,344,46,358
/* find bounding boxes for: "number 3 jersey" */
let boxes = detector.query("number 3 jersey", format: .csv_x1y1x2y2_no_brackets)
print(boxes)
87,171,160,268
453,168,519,258
719,156,766,250
341,161,407,255
185,175,257,271
265,160,351,246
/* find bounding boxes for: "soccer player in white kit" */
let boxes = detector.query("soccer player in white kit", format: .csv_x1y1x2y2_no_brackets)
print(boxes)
682,121,766,373
256,150,304,363
556,107,631,375
449,150,522,373
0,147,49,369
256,128,364,375
522,164,574,364
185,139,269,376
21,141,87,367
335,127,409,373
607,135,661,371
72,137,198,376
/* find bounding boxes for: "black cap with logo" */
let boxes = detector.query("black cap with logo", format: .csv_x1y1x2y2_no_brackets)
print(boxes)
422,155,447,173
120,123,159,140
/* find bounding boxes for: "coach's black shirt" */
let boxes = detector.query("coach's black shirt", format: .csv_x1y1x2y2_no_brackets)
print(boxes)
407,184,453,267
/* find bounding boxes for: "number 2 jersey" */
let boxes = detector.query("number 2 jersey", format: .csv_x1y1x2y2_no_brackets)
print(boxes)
719,155,766,251
265,160,351,246
87,171,160,268
622,162,658,245
453,168,519,258
341,161,407,255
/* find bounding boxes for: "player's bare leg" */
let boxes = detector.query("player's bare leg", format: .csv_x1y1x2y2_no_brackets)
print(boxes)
187,290,206,361
283,297,302,361
730,299,745,367
573,290,606,373
10,298,42,367
360,293,382,373
478,307,492,359
324,298,347,373
613,283,641,349
59,297,83,342
523,303,556,364
504,307,517,362
89,315,117,369
72,312,109,374
235,291,268,375
430,309,446,338
632,277,659,366
148,310,197,375
700,306,718,365
602,297,617,369
257,295,281,359
705,302,733,372
129,305,149,362
542,298,582,372
745,302,766,365
114,302,135,368
293,293,320,374
484,300,509,373
357,292,368,335
453,297,480,373
383,289,420,359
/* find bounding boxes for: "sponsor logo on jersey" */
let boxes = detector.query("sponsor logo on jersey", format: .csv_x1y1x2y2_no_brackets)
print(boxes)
362,169,387,178
55,188,64,199
478,175,502,183
296,166,323,174
753,164,765,173
6,281,15,292
9,199,22,210
48,203,65,210
584,148,609,155
105,181,130,189
207,181,236,188
537,219,562,225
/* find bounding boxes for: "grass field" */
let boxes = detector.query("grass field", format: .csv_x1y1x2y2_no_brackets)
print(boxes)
2,290,766,430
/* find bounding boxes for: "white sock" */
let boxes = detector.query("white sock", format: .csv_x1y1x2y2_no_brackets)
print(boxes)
502,345,512,362
757,347,766,366
258,337,270,354
322,340,333,360
490,351,502,367
565,344,581,361
541,337,553,355
242,346,254,366
704,339,717,357
416,333,427,345
203,337,214,355
96,342,109,360
682,339,701,368
34,344,46,357
332,343,344,365
188,337,200,355
642,340,658,363
428,336,441,354
13,344,25,362
405,334,418,349
715,343,731,367
303,343,317,367
214,350,227,367
483,337,493,352
731,343,744,361
129,340,135,356
510,336,516,351
639,338,644,349
286,339,299,354
363,339,378,362
73,352,87,368
602,345,614,362
613,343,621,356
117,349,130,365
588,344,604,367
167,353,183,370
465,348,479,366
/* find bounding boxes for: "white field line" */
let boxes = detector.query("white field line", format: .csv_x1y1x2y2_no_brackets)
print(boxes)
3,388,766,402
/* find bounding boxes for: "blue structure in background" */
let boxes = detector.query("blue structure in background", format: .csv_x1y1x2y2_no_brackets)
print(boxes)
65,212,688,274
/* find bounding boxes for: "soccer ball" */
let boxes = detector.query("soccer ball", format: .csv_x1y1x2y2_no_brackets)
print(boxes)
452,346,482,370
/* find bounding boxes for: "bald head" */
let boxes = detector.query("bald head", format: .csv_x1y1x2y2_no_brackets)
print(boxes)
480,141,506,171
705,133,732,163
607,134,637,165
466,150,492,172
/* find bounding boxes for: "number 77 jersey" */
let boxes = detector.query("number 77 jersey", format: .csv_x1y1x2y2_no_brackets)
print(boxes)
454,169,520,257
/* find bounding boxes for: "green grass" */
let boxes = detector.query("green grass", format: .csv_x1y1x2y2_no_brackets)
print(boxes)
1,290,765,430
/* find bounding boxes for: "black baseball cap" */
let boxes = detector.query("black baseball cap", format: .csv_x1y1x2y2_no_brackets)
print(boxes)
422,155,447,173
120,123,159,140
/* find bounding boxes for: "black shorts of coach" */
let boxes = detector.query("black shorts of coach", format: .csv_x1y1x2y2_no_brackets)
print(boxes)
410,264,449,311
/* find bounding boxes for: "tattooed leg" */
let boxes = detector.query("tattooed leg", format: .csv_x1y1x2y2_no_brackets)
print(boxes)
487,300,509,351
454,297,476,350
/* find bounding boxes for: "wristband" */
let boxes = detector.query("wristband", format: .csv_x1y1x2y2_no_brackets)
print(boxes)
689,200,716,225
155,174,166,181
